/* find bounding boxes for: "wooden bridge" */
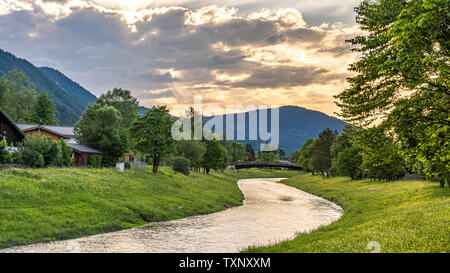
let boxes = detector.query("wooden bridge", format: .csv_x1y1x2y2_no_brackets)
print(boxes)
231,161,303,171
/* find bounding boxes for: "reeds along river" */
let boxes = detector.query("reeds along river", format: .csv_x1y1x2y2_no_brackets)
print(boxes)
2,178,343,253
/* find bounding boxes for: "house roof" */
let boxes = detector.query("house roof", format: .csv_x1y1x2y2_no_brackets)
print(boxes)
0,108,25,137
16,124,74,138
67,143,103,155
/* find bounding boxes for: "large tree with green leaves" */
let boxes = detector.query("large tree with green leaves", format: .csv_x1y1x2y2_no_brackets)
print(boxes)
131,106,174,173
0,70,36,122
334,146,364,179
297,138,317,174
356,128,406,181
175,140,206,172
335,0,449,186
96,88,140,127
221,141,246,163
31,93,58,125
201,140,228,174
310,128,338,178
74,105,128,166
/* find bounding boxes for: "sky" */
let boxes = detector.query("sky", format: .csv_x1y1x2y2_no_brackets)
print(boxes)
0,0,362,116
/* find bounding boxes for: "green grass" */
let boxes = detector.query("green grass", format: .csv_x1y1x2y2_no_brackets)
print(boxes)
0,167,248,249
246,173,450,253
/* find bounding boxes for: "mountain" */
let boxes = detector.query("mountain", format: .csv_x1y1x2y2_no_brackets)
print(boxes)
205,106,347,154
39,67,97,109
0,49,93,125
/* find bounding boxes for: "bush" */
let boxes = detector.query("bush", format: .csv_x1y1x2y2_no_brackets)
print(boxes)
20,149,45,168
90,155,102,168
0,138,12,164
172,156,190,175
16,135,73,168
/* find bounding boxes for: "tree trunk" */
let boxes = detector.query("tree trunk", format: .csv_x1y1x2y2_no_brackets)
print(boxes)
152,155,159,173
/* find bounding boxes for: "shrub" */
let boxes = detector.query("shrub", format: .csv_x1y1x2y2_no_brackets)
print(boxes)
20,149,45,168
172,156,190,175
90,155,102,168
16,135,72,168
0,138,12,164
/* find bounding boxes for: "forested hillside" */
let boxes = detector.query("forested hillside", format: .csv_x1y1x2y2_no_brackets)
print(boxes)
0,49,86,125
39,67,96,109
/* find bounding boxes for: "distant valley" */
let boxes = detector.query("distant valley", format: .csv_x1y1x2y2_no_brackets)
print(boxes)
0,48,346,153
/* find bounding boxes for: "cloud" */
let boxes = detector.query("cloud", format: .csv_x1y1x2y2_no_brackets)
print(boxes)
0,0,361,116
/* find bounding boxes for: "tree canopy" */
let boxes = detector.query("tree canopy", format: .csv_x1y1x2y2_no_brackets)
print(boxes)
31,93,58,125
0,70,36,123
96,88,140,127
310,129,338,177
201,140,228,174
334,0,449,186
297,138,317,173
74,105,128,166
131,106,174,173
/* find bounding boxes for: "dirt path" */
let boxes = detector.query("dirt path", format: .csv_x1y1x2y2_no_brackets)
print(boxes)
2,178,343,253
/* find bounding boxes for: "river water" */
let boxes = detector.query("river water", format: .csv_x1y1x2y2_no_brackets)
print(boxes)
2,178,343,253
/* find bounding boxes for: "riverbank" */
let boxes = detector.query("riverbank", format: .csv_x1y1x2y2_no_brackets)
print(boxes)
0,167,248,249
2,178,341,253
246,173,450,253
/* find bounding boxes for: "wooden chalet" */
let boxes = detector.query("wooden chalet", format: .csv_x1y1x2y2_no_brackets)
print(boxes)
0,109,104,167
66,143,103,167
16,123,74,141
0,107,25,145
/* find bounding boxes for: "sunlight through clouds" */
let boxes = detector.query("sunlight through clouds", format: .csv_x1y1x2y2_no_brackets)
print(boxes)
0,0,362,117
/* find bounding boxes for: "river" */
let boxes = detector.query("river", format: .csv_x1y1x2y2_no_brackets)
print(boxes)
2,178,343,253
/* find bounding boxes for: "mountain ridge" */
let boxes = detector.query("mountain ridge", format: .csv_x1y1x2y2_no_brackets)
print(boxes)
0,49,84,125
39,67,97,109
204,105,347,154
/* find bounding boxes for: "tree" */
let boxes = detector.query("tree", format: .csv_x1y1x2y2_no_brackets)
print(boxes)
131,106,174,173
330,125,356,175
74,105,128,166
257,151,280,163
96,88,140,127
297,138,317,173
31,93,58,125
245,144,255,161
310,129,338,177
355,128,406,181
175,140,206,172
221,141,246,163
335,0,449,186
289,149,301,163
0,70,36,122
334,146,364,179
201,140,228,174
330,125,354,161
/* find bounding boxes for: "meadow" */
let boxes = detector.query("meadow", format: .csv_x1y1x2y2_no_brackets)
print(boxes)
0,167,248,249
1,167,448,252
246,173,450,253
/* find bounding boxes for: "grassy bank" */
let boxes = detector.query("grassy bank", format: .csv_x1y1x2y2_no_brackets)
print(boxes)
246,173,450,253
0,167,247,249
